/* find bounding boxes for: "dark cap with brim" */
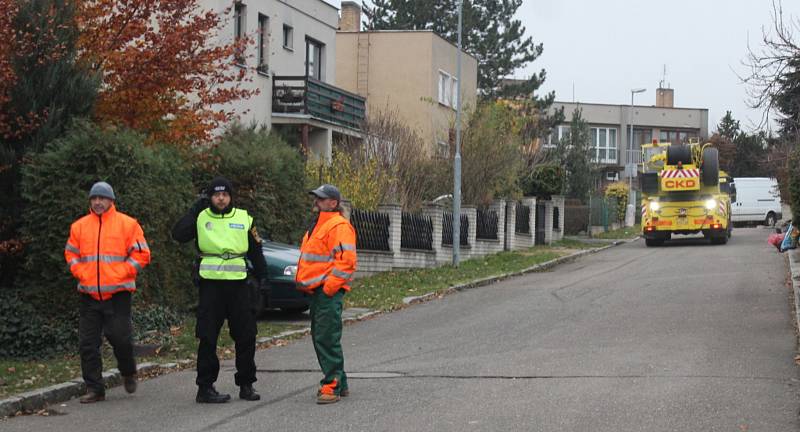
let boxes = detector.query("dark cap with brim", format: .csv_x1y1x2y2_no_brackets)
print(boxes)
309,184,341,201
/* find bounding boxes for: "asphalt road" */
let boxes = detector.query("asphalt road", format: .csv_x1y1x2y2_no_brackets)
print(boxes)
3,228,798,431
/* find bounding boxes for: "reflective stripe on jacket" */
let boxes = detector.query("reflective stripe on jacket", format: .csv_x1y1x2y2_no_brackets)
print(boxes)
296,211,357,295
196,208,252,280
64,204,150,300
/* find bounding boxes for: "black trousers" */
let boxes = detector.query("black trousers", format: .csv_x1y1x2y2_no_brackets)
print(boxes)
195,279,257,388
79,291,136,394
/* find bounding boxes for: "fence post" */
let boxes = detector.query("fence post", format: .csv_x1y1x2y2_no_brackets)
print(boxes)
505,200,516,251
491,199,506,254
423,202,447,264
377,203,402,258
340,199,353,221
521,197,536,248
552,195,565,242
462,205,477,259
543,198,554,245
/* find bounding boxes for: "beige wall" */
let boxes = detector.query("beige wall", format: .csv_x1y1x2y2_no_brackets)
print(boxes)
336,31,478,153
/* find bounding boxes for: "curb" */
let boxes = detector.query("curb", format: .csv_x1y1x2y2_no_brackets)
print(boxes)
788,249,800,334
402,238,635,305
1,238,634,418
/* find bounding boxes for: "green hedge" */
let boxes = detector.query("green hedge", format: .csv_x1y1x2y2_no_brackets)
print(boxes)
17,120,196,319
193,125,308,244
521,164,565,197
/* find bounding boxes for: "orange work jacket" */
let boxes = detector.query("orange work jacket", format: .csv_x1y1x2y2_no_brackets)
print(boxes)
296,211,357,296
64,204,151,300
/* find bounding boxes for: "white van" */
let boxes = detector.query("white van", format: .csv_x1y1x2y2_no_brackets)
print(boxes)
731,177,782,226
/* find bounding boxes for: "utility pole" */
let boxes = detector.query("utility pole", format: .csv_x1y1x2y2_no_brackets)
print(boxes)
452,0,463,266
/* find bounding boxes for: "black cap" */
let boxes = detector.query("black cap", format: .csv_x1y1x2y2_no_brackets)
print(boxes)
208,176,233,195
309,184,341,201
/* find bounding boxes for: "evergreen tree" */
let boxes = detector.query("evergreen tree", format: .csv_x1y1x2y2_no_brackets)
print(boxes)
716,110,741,140
557,108,597,201
364,0,544,99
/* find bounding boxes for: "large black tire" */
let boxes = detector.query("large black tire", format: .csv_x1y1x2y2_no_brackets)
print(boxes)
701,147,719,186
710,235,728,245
645,238,664,247
640,173,659,194
765,212,777,227
666,145,692,165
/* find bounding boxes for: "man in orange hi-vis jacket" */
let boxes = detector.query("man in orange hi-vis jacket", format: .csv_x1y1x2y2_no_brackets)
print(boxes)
296,184,357,404
64,181,151,404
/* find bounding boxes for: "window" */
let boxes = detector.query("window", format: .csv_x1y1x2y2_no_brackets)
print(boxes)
606,171,619,181
590,127,618,164
282,25,293,50
438,71,451,105
450,77,458,109
545,125,570,148
306,38,324,80
234,3,246,64
659,130,695,144
257,14,269,73
437,140,450,158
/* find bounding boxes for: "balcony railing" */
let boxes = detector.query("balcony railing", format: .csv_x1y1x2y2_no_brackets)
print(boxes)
272,75,366,130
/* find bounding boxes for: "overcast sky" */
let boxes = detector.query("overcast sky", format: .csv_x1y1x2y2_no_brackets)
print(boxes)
331,1,800,133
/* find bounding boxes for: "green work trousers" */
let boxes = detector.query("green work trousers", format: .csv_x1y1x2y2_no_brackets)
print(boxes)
310,288,348,394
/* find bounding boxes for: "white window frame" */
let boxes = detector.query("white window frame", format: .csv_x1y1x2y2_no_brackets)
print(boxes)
590,127,617,164
282,24,293,50
545,125,570,148
450,77,458,109
234,2,246,65
257,13,269,73
438,70,451,106
606,171,619,181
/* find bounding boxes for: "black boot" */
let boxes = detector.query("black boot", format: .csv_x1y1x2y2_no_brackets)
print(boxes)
239,384,261,401
196,386,231,403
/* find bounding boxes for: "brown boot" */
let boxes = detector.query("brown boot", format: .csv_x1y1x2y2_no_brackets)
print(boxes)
316,392,341,404
123,374,137,394
80,391,106,404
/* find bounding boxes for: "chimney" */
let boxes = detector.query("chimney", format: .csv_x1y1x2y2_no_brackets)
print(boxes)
340,1,361,32
656,87,674,108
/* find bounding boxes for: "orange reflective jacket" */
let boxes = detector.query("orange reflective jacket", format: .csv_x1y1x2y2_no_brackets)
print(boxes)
296,211,357,296
64,204,151,300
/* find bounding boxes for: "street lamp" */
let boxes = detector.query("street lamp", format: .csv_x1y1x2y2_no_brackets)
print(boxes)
626,88,646,227
452,0,463,266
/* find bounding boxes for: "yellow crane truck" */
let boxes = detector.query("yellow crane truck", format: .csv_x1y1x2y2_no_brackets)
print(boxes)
639,141,734,246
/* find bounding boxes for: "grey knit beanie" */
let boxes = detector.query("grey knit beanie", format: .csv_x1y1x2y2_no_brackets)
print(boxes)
89,181,115,200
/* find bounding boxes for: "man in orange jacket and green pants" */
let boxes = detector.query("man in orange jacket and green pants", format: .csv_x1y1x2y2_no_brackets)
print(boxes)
296,184,357,404
64,182,151,403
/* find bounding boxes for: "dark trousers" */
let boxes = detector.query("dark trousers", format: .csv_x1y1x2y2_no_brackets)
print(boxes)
310,289,347,394
195,279,257,388
79,292,136,394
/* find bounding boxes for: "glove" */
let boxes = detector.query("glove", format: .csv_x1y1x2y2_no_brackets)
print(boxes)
190,196,210,216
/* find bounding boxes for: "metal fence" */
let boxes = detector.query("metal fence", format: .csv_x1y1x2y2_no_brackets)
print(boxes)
442,212,469,246
401,212,433,250
515,202,531,234
476,209,499,240
350,209,390,251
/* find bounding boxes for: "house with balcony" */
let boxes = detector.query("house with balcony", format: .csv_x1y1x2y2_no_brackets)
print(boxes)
335,2,478,156
200,0,365,161
549,87,709,188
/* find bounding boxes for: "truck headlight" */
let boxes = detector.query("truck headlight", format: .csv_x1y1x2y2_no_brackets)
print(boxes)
649,201,660,211
704,199,717,210
283,265,297,276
